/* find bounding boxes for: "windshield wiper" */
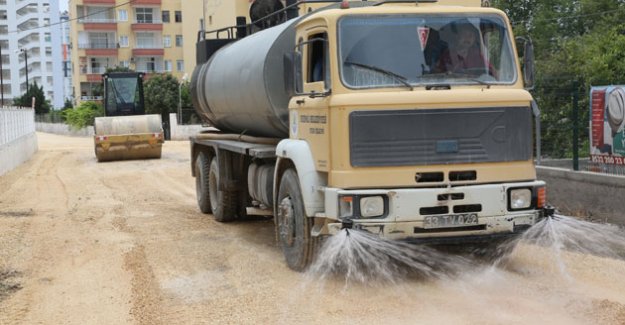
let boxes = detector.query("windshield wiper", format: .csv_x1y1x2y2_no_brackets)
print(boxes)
421,72,493,88
345,61,414,91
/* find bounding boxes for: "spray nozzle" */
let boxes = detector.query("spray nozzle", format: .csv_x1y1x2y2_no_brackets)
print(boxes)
544,205,556,218
341,218,353,229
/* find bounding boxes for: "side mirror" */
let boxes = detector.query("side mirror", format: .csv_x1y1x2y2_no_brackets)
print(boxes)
293,51,303,94
517,36,535,90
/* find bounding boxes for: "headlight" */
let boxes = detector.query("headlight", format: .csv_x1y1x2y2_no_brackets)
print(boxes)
360,196,384,218
510,188,532,210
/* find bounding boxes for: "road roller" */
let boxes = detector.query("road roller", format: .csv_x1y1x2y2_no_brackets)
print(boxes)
94,72,164,162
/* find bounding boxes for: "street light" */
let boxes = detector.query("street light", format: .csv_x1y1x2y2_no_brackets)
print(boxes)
178,73,188,124
0,42,4,106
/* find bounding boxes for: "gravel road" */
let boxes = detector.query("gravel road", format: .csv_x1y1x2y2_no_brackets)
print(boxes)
0,132,624,325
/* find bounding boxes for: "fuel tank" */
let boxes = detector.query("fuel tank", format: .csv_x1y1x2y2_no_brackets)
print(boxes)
190,19,300,138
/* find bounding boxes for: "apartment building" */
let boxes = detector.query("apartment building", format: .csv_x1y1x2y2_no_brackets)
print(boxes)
69,0,304,104
70,0,189,102
0,0,63,107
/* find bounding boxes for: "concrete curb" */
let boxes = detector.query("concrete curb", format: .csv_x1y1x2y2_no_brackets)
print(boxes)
537,166,625,225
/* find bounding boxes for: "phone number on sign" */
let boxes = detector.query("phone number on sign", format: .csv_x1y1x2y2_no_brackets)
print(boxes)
591,155,625,165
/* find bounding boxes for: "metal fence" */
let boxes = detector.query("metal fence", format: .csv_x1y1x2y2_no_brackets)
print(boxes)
535,78,625,176
178,106,203,125
35,112,65,124
0,106,35,146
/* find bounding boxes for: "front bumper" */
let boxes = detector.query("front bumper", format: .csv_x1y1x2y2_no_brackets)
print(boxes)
314,181,545,241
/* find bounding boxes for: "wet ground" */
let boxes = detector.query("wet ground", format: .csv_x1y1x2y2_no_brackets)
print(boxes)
1,132,624,324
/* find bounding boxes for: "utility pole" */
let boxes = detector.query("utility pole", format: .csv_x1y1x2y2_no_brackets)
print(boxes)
22,49,29,94
0,42,4,106
572,81,579,171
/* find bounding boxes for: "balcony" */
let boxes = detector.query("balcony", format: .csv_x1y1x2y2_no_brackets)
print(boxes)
82,22,117,30
132,48,164,56
83,0,115,4
131,19,163,31
78,41,118,56
77,5,116,29
131,0,161,5
86,74,103,82
78,17,116,24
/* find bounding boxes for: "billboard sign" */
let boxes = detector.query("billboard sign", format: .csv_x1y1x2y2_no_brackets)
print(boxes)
590,86,625,165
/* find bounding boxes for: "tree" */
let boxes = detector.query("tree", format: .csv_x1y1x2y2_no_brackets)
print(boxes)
63,98,74,110
144,73,179,116
492,0,625,158
63,101,104,130
13,81,51,114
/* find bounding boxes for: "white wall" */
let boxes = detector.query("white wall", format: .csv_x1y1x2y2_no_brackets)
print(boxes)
169,113,211,140
0,106,38,176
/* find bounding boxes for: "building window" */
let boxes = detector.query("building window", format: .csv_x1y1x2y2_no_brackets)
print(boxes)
164,60,172,72
146,58,156,72
175,35,183,47
44,33,51,42
163,35,171,48
118,9,128,22
175,11,182,23
135,8,154,23
120,60,129,68
162,11,169,23
136,32,156,48
176,60,184,72
119,35,129,47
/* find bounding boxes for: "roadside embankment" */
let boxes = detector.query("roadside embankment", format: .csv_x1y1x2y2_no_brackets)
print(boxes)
537,166,625,225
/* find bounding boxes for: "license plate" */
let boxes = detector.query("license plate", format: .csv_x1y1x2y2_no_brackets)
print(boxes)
423,213,479,229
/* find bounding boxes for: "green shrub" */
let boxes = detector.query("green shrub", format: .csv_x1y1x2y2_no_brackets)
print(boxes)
63,101,104,130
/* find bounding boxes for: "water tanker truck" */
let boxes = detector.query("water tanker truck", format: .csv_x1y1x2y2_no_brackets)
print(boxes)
190,0,551,271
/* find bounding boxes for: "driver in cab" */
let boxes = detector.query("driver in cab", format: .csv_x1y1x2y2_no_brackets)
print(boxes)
435,24,496,77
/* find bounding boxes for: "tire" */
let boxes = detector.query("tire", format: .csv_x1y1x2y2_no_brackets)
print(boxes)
208,157,237,222
276,168,317,271
195,152,212,214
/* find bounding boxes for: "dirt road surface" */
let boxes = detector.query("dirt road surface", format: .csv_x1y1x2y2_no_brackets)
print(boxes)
1,132,624,325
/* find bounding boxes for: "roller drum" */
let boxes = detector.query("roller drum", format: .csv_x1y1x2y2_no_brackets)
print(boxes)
93,114,164,162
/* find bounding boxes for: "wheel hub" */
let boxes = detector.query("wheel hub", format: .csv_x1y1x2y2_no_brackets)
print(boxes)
278,196,295,246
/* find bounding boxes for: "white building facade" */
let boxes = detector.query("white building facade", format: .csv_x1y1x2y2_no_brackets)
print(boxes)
0,0,64,109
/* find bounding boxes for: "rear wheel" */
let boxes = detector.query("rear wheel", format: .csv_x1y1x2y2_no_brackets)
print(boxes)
208,157,237,222
277,169,317,271
195,152,212,214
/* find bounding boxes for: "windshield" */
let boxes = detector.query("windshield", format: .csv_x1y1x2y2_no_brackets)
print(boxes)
105,76,142,115
338,14,517,89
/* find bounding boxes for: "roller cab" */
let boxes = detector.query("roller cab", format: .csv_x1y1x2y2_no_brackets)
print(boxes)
94,72,164,162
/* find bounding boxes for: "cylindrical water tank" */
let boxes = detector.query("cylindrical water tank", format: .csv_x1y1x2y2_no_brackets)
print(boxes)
191,18,300,138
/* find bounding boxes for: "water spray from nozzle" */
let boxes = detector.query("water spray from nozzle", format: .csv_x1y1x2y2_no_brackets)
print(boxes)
341,218,353,236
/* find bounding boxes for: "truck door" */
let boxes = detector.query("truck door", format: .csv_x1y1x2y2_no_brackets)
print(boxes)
293,30,331,171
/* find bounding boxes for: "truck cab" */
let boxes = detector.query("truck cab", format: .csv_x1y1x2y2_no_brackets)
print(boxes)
277,2,544,260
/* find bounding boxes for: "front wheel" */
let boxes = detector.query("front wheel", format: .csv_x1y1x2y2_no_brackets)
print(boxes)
276,168,317,271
